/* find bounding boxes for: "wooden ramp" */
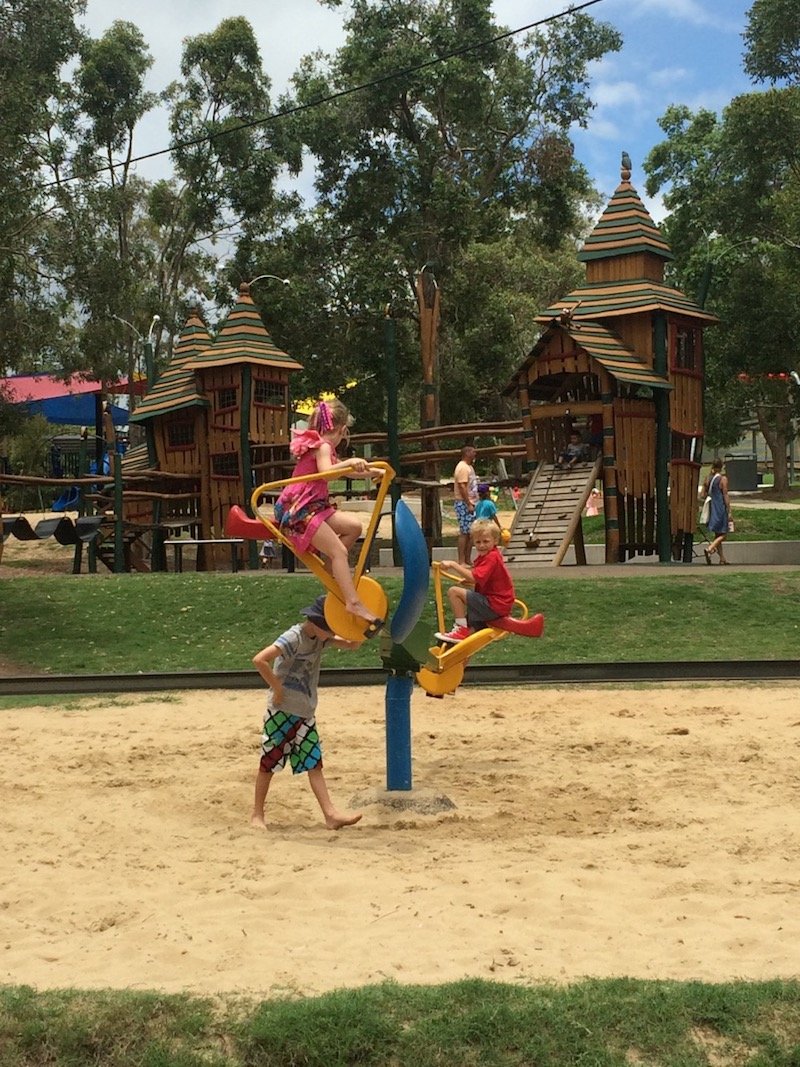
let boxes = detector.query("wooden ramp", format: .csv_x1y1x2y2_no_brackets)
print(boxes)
505,458,601,566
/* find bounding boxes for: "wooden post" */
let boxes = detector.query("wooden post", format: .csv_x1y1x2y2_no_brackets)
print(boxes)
653,312,671,562
599,369,620,563
239,365,258,570
518,379,536,471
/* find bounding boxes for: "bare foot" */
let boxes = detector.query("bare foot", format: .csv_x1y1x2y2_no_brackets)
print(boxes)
250,813,267,829
325,810,363,830
345,599,382,625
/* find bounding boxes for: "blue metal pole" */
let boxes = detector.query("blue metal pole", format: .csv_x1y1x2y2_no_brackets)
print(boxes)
385,673,413,790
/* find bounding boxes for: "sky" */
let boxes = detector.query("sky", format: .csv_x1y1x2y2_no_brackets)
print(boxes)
81,0,755,224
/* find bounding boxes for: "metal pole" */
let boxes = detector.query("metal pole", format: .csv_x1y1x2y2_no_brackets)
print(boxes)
385,672,413,790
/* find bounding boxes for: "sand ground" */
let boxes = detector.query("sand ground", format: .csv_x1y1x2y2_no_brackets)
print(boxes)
1,683,799,997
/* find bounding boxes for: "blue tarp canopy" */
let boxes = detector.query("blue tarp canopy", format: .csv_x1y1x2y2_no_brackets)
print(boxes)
2,374,128,427
22,393,128,427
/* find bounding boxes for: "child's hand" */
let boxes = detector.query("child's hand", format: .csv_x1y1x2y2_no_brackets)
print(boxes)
348,457,369,473
270,680,284,706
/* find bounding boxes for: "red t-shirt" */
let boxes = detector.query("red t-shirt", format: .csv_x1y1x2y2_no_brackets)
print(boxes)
471,546,515,616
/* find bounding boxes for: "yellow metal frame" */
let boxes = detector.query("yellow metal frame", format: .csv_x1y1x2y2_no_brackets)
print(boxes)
249,461,395,605
415,562,531,696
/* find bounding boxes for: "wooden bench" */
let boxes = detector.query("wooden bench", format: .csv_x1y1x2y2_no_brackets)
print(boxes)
164,538,244,573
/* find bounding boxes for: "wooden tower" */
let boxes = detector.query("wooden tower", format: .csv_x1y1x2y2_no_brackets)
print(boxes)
184,283,303,540
505,155,718,563
126,287,303,568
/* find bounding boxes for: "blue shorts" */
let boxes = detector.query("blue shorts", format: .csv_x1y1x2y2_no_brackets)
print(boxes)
259,710,322,775
454,500,476,535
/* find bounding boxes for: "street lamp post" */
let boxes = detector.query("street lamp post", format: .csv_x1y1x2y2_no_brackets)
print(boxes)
248,274,291,289
112,313,161,399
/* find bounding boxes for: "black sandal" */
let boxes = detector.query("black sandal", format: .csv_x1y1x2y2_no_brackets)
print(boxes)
362,617,385,639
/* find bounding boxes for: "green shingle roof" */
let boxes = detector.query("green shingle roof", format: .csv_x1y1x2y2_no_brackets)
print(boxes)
562,320,671,390
129,310,210,423
578,180,672,262
186,283,303,373
537,280,719,323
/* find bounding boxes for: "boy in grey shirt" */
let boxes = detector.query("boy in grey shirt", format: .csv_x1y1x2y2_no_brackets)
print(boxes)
251,595,363,830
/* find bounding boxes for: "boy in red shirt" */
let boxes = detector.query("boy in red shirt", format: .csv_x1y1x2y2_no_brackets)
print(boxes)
435,520,515,644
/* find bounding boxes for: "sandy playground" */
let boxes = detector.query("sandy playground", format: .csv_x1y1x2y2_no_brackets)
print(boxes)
1,682,799,997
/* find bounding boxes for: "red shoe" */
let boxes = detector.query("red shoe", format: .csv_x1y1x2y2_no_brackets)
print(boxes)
435,625,475,645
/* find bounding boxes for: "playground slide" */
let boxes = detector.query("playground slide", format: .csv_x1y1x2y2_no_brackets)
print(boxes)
505,458,602,565
52,486,80,512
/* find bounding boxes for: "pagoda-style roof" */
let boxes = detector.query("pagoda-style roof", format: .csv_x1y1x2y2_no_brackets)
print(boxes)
561,320,671,389
537,279,719,324
129,310,211,423
120,442,151,471
507,320,671,396
578,178,672,263
186,283,303,374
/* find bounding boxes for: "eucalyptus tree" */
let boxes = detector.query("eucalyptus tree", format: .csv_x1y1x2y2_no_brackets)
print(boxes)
0,0,84,372
37,17,297,391
45,20,160,393
240,0,619,428
162,18,302,324
644,0,800,490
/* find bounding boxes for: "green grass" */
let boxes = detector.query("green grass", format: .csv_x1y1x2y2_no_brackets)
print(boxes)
2,571,800,676
582,507,800,543
0,978,798,1066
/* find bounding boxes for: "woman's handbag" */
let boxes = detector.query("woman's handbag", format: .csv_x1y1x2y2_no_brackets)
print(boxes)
699,473,719,526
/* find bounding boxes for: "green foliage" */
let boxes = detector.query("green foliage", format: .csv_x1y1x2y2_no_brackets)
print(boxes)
0,979,799,1066
0,0,84,372
5,414,52,509
644,77,800,484
743,0,800,84
75,21,156,157
236,0,618,428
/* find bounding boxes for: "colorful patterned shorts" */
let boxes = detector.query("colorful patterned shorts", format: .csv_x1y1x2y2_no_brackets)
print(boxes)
454,500,476,535
259,710,322,775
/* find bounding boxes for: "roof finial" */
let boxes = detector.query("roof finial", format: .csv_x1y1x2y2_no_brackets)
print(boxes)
621,151,632,181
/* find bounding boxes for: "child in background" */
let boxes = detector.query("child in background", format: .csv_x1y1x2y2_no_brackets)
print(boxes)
474,482,502,532
274,399,384,636
251,595,363,831
557,431,589,470
435,519,516,644
259,540,277,568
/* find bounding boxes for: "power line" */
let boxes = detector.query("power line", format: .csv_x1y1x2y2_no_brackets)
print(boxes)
40,0,604,191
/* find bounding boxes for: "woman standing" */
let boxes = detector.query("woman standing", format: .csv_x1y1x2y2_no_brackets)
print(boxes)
701,458,732,565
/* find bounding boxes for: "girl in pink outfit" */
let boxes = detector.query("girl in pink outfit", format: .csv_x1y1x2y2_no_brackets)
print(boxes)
274,399,384,634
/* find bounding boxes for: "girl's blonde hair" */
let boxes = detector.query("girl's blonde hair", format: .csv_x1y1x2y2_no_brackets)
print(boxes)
309,398,353,433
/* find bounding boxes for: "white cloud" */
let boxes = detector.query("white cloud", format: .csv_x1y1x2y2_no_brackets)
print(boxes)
592,78,646,109
625,0,741,33
648,66,690,88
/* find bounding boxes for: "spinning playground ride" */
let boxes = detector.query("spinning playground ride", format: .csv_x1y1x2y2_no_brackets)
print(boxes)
226,464,545,709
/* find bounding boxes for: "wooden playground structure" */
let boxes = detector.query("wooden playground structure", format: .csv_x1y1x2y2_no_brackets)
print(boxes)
2,157,716,573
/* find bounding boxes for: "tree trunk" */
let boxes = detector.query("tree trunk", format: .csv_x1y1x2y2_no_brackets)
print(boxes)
756,402,792,493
